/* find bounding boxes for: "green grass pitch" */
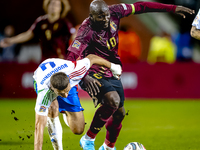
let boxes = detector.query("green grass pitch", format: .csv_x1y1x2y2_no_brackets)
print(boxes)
0,99,200,150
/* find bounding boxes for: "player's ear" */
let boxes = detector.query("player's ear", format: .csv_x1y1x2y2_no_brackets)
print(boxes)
89,14,94,21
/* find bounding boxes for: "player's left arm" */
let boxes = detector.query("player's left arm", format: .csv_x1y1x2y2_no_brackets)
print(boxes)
34,113,47,150
191,26,200,40
132,1,194,17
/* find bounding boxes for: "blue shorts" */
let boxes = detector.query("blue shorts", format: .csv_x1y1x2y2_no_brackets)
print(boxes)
34,80,84,113
57,86,84,112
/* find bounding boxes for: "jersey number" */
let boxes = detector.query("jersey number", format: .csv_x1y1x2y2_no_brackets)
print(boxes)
106,37,116,50
40,62,56,71
93,73,102,79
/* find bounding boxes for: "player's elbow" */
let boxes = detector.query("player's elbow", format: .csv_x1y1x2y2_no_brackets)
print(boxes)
190,26,199,39
86,54,96,65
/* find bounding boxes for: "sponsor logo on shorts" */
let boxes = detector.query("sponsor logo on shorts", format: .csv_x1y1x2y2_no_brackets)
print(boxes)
39,106,46,112
72,40,81,49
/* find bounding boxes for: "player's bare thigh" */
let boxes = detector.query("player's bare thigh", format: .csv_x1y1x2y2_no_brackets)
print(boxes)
63,110,85,135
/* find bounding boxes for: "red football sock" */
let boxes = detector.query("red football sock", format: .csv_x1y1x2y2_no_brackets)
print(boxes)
105,116,122,146
87,104,118,139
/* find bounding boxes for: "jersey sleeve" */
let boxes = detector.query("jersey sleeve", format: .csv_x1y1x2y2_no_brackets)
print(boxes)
28,16,44,36
68,58,90,87
192,9,200,29
133,1,176,14
109,4,134,18
67,20,92,56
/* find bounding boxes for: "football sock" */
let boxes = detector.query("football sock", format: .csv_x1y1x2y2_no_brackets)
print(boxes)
62,113,69,127
105,116,122,146
103,142,115,150
87,104,118,139
47,116,63,150
84,133,95,141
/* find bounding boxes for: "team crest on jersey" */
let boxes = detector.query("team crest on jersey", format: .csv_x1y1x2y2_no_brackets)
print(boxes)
72,40,81,49
110,21,117,31
39,106,46,112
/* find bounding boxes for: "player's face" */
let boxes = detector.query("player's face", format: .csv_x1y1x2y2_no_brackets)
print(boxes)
51,83,71,98
92,10,110,29
48,0,62,15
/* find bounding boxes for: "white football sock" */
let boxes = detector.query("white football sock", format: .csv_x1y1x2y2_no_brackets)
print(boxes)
85,134,95,141
47,116,63,150
103,142,115,150
62,113,69,127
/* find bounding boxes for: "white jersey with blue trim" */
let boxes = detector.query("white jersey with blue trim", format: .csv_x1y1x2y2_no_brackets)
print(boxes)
192,9,200,29
33,58,90,116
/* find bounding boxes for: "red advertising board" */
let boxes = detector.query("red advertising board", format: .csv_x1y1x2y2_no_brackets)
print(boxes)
0,62,200,99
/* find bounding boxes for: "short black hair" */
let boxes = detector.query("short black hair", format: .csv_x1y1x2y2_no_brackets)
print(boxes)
50,72,69,90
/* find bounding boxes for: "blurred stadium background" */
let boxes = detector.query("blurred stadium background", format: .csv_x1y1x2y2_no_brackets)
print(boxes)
0,0,200,149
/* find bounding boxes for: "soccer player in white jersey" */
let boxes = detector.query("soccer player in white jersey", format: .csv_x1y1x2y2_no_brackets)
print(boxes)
191,9,200,40
33,54,121,150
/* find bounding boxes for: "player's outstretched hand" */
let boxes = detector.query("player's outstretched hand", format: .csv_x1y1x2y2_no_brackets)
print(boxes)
110,63,122,80
0,38,12,48
175,6,195,18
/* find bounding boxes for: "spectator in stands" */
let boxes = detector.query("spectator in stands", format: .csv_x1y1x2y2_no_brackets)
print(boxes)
147,31,176,64
0,25,20,62
0,0,75,63
118,25,141,64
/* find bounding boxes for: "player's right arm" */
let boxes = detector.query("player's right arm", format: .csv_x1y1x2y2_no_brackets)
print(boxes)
0,15,44,48
0,30,34,48
34,113,47,150
85,54,122,78
33,86,54,150
0,30,34,47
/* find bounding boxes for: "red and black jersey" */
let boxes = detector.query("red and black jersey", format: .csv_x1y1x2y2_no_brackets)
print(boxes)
29,15,74,61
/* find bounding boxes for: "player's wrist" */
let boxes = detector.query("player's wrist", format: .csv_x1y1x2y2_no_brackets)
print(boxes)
110,63,122,79
110,63,117,70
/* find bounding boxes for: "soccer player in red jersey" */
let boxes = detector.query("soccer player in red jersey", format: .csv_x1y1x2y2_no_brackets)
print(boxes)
67,1,194,150
0,0,74,61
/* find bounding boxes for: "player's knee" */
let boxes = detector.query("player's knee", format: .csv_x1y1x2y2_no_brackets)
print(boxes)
71,127,84,135
104,91,120,108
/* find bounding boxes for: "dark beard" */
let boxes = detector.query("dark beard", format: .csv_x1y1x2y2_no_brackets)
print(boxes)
90,19,109,32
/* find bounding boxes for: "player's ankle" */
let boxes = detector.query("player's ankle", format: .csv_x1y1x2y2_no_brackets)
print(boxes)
103,142,115,150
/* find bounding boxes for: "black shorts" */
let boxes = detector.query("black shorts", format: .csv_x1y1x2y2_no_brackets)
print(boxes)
79,72,125,108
